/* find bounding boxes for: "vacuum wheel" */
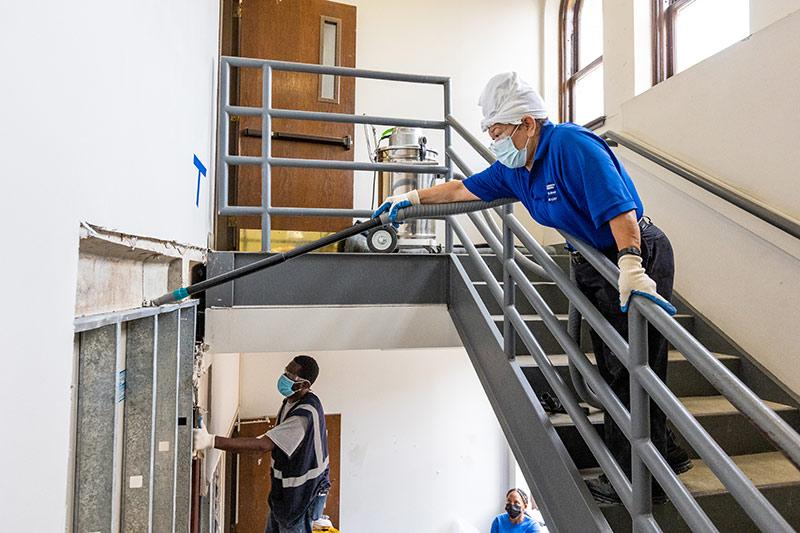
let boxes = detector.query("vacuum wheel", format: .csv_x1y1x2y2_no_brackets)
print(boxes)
367,225,398,253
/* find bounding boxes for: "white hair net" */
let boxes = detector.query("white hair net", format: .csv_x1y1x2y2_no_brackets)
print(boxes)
479,72,548,132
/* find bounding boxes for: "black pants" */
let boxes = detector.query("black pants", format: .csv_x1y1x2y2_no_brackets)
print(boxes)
573,222,675,478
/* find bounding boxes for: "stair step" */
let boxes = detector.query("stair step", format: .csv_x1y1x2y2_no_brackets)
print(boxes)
552,396,799,469
595,452,800,531
581,451,800,496
519,351,739,367
550,396,795,427
492,314,695,355
683,451,800,496
518,351,741,398
455,253,568,282
472,281,569,314
672,397,799,459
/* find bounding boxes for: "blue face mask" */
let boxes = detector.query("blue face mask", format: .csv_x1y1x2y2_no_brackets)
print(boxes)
490,124,529,168
277,374,300,397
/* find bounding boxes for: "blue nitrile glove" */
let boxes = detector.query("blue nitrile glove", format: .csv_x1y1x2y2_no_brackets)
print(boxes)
372,190,420,226
618,254,677,315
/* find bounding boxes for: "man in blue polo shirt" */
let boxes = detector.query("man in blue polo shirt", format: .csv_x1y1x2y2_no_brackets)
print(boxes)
374,72,691,504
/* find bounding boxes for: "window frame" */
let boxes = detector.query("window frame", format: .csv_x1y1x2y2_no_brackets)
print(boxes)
318,15,342,104
559,0,604,126
652,0,697,83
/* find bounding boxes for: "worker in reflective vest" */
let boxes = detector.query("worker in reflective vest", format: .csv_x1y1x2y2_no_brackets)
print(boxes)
194,355,330,532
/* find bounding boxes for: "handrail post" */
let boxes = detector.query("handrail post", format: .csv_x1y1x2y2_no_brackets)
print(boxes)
218,60,231,212
444,80,454,253
261,65,273,252
502,204,515,359
629,304,652,529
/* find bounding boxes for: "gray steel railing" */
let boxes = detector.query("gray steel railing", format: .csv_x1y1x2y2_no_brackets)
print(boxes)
602,131,800,241
214,58,800,531
447,115,800,532
217,56,454,251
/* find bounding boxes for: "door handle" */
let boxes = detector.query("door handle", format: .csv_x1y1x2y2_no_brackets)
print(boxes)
241,129,352,150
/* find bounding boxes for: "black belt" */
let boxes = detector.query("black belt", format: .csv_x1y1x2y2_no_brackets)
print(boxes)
569,217,652,265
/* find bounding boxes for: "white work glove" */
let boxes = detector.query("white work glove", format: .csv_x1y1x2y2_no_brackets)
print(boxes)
372,190,420,224
193,422,216,454
617,254,676,315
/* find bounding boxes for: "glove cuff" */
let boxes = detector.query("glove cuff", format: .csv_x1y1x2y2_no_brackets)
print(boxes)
618,253,643,268
408,189,420,205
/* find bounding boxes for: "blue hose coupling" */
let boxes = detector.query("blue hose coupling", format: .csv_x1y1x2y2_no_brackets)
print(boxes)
173,287,190,301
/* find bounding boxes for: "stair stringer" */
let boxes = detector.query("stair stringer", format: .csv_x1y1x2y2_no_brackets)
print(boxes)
448,255,611,533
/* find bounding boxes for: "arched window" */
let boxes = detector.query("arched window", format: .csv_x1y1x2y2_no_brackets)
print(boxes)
560,0,604,127
653,0,749,81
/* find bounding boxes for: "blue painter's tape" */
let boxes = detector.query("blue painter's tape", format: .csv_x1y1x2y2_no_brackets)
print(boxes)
193,154,207,176
194,154,207,207
173,287,190,301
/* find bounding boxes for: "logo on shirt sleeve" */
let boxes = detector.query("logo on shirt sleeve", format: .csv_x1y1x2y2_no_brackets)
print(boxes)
546,183,558,202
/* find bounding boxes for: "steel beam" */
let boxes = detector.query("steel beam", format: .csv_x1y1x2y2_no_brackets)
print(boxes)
111,323,127,531
122,316,157,532
262,65,272,251
174,307,196,533
267,157,449,175
268,108,446,129
74,301,199,333
629,306,653,531
222,56,450,84
267,207,373,218
73,324,118,532
152,311,179,531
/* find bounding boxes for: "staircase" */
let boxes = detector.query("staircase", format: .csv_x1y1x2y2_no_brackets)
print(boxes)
210,57,800,531
458,250,800,531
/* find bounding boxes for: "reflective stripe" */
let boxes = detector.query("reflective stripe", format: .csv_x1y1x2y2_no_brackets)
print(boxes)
272,457,330,488
299,405,324,466
270,404,328,489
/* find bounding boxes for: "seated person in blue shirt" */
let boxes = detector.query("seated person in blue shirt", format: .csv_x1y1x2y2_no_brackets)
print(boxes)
491,488,541,533
374,72,692,504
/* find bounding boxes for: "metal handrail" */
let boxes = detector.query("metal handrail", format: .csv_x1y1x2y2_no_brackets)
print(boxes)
448,116,800,532
603,130,800,240
565,230,800,467
218,56,454,251
448,217,637,509
212,58,800,529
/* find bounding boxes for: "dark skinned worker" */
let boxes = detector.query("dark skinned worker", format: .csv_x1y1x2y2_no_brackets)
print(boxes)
374,72,692,504
193,355,330,532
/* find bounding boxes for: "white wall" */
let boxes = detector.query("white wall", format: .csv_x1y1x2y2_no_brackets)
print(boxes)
621,12,800,223
600,0,800,126
205,305,462,353
751,0,800,33
240,348,509,533
0,1,219,529
611,12,800,392
205,353,241,480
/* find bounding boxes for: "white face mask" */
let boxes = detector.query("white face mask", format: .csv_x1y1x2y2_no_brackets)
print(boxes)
490,124,529,168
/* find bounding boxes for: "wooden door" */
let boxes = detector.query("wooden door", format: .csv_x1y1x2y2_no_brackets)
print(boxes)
235,0,356,239
233,414,341,532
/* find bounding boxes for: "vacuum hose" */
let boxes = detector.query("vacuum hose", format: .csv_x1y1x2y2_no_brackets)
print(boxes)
149,198,515,306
